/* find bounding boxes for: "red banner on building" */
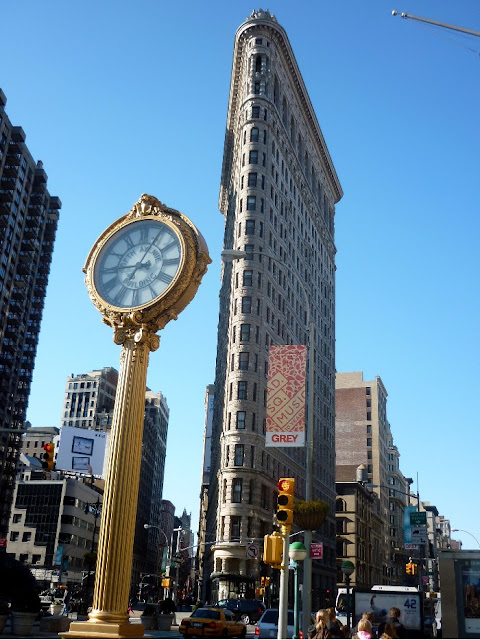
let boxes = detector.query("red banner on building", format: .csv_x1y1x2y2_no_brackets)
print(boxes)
266,345,306,447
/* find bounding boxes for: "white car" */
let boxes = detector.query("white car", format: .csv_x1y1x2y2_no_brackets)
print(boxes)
255,609,301,638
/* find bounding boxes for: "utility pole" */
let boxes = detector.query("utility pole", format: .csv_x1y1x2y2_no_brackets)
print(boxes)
392,10,480,38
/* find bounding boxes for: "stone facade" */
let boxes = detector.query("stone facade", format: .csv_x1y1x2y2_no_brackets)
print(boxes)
202,9,342,605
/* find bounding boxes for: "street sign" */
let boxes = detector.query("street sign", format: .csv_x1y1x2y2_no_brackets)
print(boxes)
405,543,419,550
411,525,428,545
410,512,427,526
310,542,323,559
246,543,259,559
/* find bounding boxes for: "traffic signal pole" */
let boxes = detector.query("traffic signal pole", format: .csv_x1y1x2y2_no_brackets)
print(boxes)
278,525,290,640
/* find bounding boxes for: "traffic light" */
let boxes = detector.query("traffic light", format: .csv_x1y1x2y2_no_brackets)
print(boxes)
260,577,265,586
277,477,295,526
406,562,413,575
42,442,55,470
412,563,418,576
263,532,283,567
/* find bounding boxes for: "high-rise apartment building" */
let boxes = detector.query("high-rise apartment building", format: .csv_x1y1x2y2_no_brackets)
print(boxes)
61,368,118,430
0,89,61,537
335,371,410,583
202,10,342,603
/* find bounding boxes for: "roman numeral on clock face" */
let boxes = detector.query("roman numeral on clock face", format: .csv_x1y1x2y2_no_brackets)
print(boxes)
162,257,180,266
113,286,128,305
157,271,173,285
139,226,150,243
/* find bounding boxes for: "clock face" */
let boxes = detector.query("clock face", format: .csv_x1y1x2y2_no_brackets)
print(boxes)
93,219,183,309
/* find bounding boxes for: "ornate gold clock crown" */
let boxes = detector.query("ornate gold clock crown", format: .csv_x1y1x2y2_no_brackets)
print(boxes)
84,193,211,333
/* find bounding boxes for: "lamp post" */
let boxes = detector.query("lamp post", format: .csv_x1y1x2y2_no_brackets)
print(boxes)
144,524,184,600
289,542,307,639
452,529,480,549
222,248,315,635
83,499,102,612
340,561,354,630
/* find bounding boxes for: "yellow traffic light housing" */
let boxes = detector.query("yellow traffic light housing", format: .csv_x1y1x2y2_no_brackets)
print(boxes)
406,562,413,575
42,442,55,470
412,563,418,575
277,477,295,526
263,532,283,567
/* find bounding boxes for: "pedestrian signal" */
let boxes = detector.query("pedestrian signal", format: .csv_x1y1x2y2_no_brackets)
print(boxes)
277,477,295,526
263,532,283,567
42,442,55,470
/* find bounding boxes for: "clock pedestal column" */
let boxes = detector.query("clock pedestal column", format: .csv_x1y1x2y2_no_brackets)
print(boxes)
62,325,159,639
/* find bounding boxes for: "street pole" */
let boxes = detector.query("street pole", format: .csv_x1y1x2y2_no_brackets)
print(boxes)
278,526,290,640
302,320,315,636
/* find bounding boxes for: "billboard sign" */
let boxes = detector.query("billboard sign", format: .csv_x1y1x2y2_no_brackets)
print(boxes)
266,345,306,447
56,426,108,477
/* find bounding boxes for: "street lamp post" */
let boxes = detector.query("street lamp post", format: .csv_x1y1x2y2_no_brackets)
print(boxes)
83,499,102,612
222,248,315,636
289,542,307,639
144,524,184,600
452,529,480,549
340,561,354,630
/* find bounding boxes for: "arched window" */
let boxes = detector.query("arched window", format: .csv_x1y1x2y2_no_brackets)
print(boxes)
336,498,346,512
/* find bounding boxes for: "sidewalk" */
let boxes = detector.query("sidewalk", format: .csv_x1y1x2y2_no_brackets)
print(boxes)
0,610,185,638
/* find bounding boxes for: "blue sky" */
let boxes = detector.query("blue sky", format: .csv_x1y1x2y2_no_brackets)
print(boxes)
3,1,479,550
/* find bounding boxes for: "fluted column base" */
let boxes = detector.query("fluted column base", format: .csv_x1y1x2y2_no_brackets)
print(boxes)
61,620,144,639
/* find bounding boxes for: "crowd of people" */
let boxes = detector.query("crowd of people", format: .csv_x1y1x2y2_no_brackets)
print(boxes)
308,606,405,639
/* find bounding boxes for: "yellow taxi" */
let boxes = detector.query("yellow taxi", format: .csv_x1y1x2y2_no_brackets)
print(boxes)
179,607,247,638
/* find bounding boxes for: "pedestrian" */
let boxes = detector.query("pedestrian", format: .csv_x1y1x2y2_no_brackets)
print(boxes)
377,608,405,639
62,588,71,616
326,607,343,638
308,609,332,639
352,619,373,640
352,612,377,639
380,622,399,639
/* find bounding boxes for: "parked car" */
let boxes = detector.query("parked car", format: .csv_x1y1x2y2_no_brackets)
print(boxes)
179,607,246,638
214,598,266,625
255,609,301,638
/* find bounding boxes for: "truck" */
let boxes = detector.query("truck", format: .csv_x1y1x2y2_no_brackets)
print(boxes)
336,585,424,636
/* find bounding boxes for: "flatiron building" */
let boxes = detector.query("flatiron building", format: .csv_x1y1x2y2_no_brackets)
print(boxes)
202,10,342,606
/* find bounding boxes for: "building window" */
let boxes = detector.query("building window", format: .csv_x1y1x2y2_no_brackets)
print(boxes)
237,381,248,399
249,479,254,504
247,196,256,211
366,411,371,420
9,531,19,541
236,411,246,429
366,424,372,434
241,297,252,313
234,444,245,466
250,127,259,142
231,516,241,540
239,352,249,370
249,150,258,164
21,532,31,542
367,438,372,447
245,244,254,260
245,219,256,235
240,324,251,342
366,387,371,395
248,172,258,187
12,514,21,523
252,105,260,118
32,555,41,564
243,270,253,286
232,479,243,503
261,485,268,509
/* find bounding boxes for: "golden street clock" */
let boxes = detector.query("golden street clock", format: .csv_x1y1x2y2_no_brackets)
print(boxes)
84,194,211,331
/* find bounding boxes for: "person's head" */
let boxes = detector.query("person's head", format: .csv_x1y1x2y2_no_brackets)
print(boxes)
327,607,336,621
362,611,374,623
315,609,329,628
383,622,399,638
389,607,401,620
358,619,373,634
